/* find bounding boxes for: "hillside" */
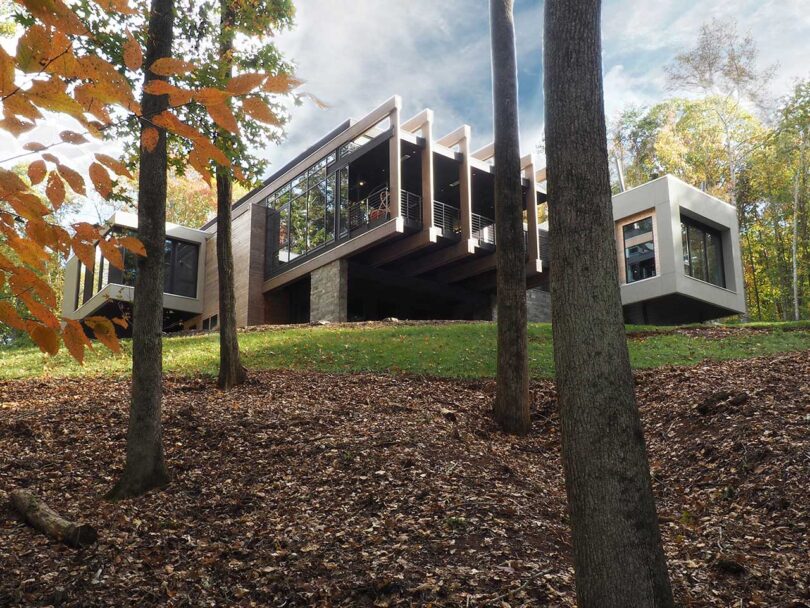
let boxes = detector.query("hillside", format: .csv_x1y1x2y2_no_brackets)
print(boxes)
1,321,809,381
1,350,807,606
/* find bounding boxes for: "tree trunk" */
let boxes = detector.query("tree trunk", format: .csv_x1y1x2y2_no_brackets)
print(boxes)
215,0,246,391
543,1,674,606
490,0,530,435
10,489,97,547
107,0,173,500
792,131,805,321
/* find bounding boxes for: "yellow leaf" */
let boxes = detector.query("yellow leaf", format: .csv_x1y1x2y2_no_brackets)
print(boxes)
15,0,86,36
98,237,124,270
149,58,195,76
206,102,239,134
85,316,121,353
4,94,43,121
59,130,89,144
57,164,85,195
242,97,281,126
46,172,66,208
27,322,60,356
94,153,132,178
118,235,146,256
123,29,143,70
142,126,159,152
89,162,113,199
27,160,47,186
63,318,92,363
16,25,52,73
226,73,265,95
0,301,26,331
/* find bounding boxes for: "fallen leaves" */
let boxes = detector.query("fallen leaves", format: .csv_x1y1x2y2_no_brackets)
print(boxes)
0,351,807,607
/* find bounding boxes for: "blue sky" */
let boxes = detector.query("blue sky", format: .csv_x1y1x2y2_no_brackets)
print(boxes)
267,0,810,170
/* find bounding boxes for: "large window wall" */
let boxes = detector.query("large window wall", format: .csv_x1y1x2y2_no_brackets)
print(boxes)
75,235,199,308
681,216,725,287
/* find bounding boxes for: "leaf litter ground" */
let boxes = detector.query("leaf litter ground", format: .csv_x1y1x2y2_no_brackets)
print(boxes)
0,351,807,607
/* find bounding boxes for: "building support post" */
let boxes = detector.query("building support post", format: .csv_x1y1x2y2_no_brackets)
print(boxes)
388,97,402,218
523,155,540,265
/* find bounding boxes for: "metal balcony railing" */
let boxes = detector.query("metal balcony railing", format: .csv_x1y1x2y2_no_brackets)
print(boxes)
401,190,422,222
472,212,496,245
433,201,460,235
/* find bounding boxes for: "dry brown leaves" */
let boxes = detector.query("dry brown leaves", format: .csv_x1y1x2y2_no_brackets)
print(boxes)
0,352,808,607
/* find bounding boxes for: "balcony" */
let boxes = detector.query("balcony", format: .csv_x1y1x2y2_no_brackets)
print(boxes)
433,200,460,235
348,187,423,231
472,212,496,245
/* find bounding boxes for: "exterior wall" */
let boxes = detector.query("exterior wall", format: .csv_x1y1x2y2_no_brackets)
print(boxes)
193,203,267,329
612,175,746,319
310,259,348,323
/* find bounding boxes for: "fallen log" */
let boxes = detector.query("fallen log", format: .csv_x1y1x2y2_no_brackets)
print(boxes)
9,489,97,548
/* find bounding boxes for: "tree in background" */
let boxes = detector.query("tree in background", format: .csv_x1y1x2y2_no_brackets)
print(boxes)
544,0,674,604
489,0,530,435
106,0,175,500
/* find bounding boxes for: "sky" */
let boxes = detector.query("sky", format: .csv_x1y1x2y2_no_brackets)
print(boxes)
1,0,809,221
265,0,810,171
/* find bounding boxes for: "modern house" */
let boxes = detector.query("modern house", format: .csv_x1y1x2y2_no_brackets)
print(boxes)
62,96,746,330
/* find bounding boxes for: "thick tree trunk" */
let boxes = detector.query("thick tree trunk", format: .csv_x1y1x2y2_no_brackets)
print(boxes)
107,0,173,500
544,1,674,606
215,0,246,391
11,489,97,547
490,0,530,435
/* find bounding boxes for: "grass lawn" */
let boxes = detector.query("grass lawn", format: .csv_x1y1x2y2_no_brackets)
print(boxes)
1,321,808,381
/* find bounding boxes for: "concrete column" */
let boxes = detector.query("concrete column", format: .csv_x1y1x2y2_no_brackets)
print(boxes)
421,111,435,228
388,98,402,218
523,155,540,263
526,288,552,322
310,259,348,323
458,126,473,242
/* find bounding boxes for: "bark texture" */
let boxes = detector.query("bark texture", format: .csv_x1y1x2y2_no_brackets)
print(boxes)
544,1,675,605
107,0,173,500
215,0,246,391
490,0,530,435
11,489,97,547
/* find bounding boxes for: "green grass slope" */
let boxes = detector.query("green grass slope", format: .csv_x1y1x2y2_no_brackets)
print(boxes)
1,321,808,381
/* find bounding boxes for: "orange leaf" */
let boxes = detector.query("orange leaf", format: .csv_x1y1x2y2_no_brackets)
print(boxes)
242,97,281,126
111,316,128,329
63,318,92,363
94,153,132,178
0,301,26,331
142,126,159,152
59,130,88,144
206,102,239,134
27,322,60,356
89,162,113,199
0,167,28,195
194,87,230,106
27,160,47,185
98,237,124,270
226,73,265,95
85,316,121,353
19,291,60,329
118,235,146,256
46,172,66,208
123,29,143,70
71,235,96,269
149,58,195,76
57,164,86,195
9,266,56,307
143,80,193,106
262,74,303,93
0,116,36,136
0,46,14,98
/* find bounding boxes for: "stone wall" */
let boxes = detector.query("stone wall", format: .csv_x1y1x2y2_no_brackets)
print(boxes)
310,259,348,323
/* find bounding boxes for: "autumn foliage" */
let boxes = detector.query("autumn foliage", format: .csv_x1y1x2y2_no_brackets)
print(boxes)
0,0,301,361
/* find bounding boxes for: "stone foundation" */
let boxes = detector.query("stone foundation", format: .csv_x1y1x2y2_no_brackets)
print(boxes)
310,260,348,323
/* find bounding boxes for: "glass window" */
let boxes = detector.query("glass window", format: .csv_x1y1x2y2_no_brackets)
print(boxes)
682,218,725,287
163,239,199,298
289,194,307,259
291,172,306,198
325,174,336,242
339,167,349,237
623,217,656,283
307,181,327,250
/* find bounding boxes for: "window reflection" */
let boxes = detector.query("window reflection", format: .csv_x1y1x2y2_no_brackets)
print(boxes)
682,217,725,287
623,217,656,283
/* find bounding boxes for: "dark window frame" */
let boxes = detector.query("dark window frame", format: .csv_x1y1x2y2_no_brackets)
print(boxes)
681,216,726,288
